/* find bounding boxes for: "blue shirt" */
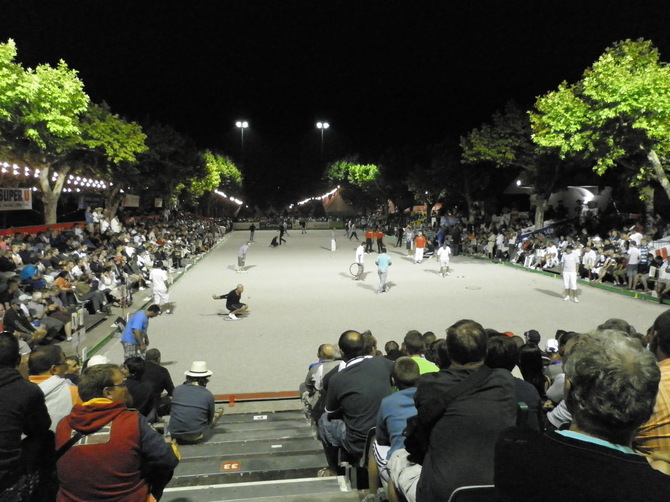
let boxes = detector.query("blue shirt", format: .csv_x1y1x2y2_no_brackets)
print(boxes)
376,387,417,458
375,253,392,271
121,310,149,345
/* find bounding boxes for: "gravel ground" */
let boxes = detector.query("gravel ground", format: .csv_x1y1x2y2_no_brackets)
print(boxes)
91,229,667,395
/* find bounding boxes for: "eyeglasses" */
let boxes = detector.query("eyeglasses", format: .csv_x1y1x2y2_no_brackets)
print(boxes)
106,379,127,389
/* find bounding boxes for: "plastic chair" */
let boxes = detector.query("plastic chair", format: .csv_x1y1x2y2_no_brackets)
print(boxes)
447,485,496,502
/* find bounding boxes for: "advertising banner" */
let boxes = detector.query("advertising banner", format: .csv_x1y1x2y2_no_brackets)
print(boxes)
0,188,32,211
122,194,140,208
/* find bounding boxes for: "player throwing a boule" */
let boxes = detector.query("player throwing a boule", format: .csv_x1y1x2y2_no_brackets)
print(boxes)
212,284,248,320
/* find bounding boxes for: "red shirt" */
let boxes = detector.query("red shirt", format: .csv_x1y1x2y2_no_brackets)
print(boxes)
365,230,374,239
376,231,384,239
415,236,427,248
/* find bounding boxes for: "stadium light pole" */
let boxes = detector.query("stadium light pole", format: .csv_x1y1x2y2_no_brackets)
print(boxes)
235,120,249,151
316,121,330,155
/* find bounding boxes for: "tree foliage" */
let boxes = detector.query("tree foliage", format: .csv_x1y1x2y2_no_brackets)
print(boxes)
531,38,670,202
78,102,147,218
325,159,380,189
461,102,567,228
183,150,242,199
136,122,205,210
0,39,91,222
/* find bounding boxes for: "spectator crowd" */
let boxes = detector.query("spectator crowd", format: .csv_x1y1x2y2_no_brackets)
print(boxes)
301,315,670,501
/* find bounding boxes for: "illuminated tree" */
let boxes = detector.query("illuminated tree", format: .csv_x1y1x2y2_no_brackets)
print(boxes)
79,102,147,219
324,157,384,212
531,39,670,225
0,39,89,223
180,151,243,215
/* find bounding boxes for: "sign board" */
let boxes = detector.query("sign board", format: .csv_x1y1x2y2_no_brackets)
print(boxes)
154,198,163,208
220,462,241,471
0,188,32,211
122,194,140,208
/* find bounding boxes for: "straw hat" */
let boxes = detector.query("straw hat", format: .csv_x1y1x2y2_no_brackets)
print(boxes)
185,361,213,378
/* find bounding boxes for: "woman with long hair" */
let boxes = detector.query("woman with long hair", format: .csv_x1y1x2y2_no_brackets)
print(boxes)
518,343,550,399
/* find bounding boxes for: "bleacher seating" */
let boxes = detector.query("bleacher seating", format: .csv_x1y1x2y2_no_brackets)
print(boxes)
162,408,361,501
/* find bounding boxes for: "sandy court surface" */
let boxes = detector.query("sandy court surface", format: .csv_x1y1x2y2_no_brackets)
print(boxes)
96,229,667,395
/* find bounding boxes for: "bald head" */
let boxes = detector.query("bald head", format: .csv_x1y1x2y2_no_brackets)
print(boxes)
318,344,335,360
338,330,364,360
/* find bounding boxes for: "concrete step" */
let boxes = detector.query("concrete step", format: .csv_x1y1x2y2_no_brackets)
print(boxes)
217,410,306,424
163,477,356,502
178,436,322,460
206,419,313,444
170,450,326,487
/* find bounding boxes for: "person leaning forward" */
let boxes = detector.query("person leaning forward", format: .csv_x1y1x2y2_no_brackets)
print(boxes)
55,363,179,501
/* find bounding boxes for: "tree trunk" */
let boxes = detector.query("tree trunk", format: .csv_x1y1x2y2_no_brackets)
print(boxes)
648,149,670,201
639,184,655,231
463,178,476,224
532,193,547,230
38,165,69,224
104,184,124,221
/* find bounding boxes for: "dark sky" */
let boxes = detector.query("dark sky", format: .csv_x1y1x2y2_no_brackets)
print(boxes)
1,1,669,206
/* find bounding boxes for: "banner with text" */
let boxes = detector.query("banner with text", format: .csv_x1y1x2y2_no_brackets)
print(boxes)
123,194,140,208
0,188,32,211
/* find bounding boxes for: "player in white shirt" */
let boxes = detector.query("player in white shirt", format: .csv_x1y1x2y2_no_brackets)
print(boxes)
561,245,580,303
436,242,452,278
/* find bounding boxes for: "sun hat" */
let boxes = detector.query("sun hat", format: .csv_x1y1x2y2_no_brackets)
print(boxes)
185,360,213,378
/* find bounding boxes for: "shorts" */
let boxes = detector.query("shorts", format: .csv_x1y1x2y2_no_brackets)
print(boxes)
238,257,245,267
152,288,170,305
563,272,577,290
228,302,245,311
122,341,144,359
388,448,421,502
318,413,347,448
626,264,638,278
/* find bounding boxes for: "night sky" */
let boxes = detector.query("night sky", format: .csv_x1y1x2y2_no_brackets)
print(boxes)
1,1,669,207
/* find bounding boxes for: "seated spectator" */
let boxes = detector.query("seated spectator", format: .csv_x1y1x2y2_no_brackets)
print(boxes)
403,330,439,374
3,298,47,347
518,343,551,400
72,273,108,314
0,332,53,500
63,355,81,385
142,348,175,418
124,357,156,419
54,270,76,305
167,361,223,444
318,330,393,476
26,292,70,342
0,278,20,308
636,310,670,456
300,343,338,420
495,331,670,500
28,345,82,432
367,357,420,501
486,336,544,431
390,319,517,502
383,340,403,361
55,363,179,501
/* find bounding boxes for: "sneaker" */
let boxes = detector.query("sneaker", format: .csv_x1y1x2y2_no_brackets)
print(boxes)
66,336,73,342
139,286,146,291
573,298,579,303
563,296,570,301
446,272,451,276
228,313,238,320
